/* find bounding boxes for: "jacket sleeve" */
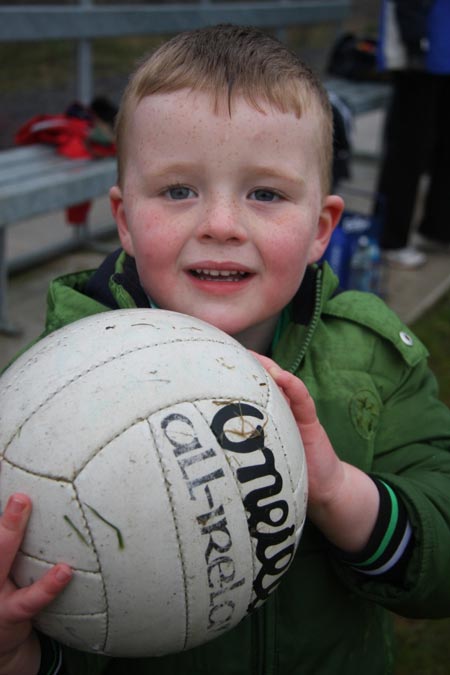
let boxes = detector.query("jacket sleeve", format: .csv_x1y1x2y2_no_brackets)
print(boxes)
338,351,450,618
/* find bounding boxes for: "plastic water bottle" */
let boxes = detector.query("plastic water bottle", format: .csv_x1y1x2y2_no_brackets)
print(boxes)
322,226,352,288
348,236,383,294
367,238,383,296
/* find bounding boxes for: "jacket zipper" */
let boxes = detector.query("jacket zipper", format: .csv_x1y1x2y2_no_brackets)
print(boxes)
250,269,324,671
251,593,278,674
288,267,323,374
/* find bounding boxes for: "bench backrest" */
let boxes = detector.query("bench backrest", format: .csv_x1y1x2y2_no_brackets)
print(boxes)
0,2,350,41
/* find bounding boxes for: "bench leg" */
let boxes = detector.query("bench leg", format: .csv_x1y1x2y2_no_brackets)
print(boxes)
71,220,115,255
0,229,21,336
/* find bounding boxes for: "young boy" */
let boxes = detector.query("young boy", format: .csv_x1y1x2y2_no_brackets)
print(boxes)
1,24,450,675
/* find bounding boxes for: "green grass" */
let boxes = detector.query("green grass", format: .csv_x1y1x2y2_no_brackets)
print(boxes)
0,37,165,93
394,616,450,675
393,289,450,673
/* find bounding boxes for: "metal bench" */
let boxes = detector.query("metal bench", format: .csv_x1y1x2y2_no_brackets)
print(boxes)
0,1,391,334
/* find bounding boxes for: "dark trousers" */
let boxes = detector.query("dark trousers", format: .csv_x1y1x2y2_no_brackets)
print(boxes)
374,71,450,249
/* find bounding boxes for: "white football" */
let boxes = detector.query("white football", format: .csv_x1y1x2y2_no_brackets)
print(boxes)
0,309,307,657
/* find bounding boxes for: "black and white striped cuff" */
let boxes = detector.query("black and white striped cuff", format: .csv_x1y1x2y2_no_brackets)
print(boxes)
338,477,414,583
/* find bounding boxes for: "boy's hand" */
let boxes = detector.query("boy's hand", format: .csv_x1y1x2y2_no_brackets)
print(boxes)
0,494,72,675
252,354,380,554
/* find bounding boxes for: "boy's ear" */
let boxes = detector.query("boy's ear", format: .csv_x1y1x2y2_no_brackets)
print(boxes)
308,195,345,264
110,185,135,257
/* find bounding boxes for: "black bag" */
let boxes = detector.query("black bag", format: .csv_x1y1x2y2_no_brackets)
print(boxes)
329,92,353,189
327,33,380,81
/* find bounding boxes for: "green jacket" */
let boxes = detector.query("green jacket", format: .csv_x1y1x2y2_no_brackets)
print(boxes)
38,251,450,674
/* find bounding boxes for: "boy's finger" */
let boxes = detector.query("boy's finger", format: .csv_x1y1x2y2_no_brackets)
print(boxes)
250,351,277,371
251,349,318,424
268,368,318,426
0,494,32,589
5,564,73,624
1,494,31,532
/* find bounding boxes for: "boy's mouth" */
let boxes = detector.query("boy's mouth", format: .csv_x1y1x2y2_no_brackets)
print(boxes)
189,269,250,282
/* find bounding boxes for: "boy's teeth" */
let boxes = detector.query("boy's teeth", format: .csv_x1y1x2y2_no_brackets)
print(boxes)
194,269,245,278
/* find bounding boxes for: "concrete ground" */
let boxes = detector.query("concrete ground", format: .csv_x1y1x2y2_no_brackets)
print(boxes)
1,109,449,371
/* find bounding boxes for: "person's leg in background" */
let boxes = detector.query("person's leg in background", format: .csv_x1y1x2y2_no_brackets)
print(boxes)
374,71,435,267
415,74,450,249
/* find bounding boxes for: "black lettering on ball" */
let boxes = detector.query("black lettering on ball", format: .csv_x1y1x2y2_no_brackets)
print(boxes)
210,403,295,609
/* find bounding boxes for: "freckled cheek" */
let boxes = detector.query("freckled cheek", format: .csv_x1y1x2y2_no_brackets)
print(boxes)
263,231,311,301
127,207,171,255
263,225,311,272
134,226,186,276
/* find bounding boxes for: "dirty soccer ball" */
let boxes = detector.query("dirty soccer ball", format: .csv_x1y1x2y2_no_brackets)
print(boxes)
0,309,307,657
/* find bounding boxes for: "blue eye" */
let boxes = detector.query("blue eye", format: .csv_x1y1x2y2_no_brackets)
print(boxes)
250,189,281,202
166,186,195,200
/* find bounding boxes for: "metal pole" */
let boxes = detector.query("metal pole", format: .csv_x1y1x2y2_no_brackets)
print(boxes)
76,0,92,104
0,228,19,335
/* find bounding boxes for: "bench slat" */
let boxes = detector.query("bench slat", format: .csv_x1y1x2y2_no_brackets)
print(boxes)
0,2,350,41
0,155,96,188
325,78,392,115
0,159,117,226
0,145,55,163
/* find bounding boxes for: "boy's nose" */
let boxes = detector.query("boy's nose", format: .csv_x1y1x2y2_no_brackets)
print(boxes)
197,199,248,243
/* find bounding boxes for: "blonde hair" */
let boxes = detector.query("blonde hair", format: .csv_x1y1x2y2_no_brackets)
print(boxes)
115,24,333,191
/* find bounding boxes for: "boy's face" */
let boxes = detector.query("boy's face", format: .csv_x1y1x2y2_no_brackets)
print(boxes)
111,90,343,342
